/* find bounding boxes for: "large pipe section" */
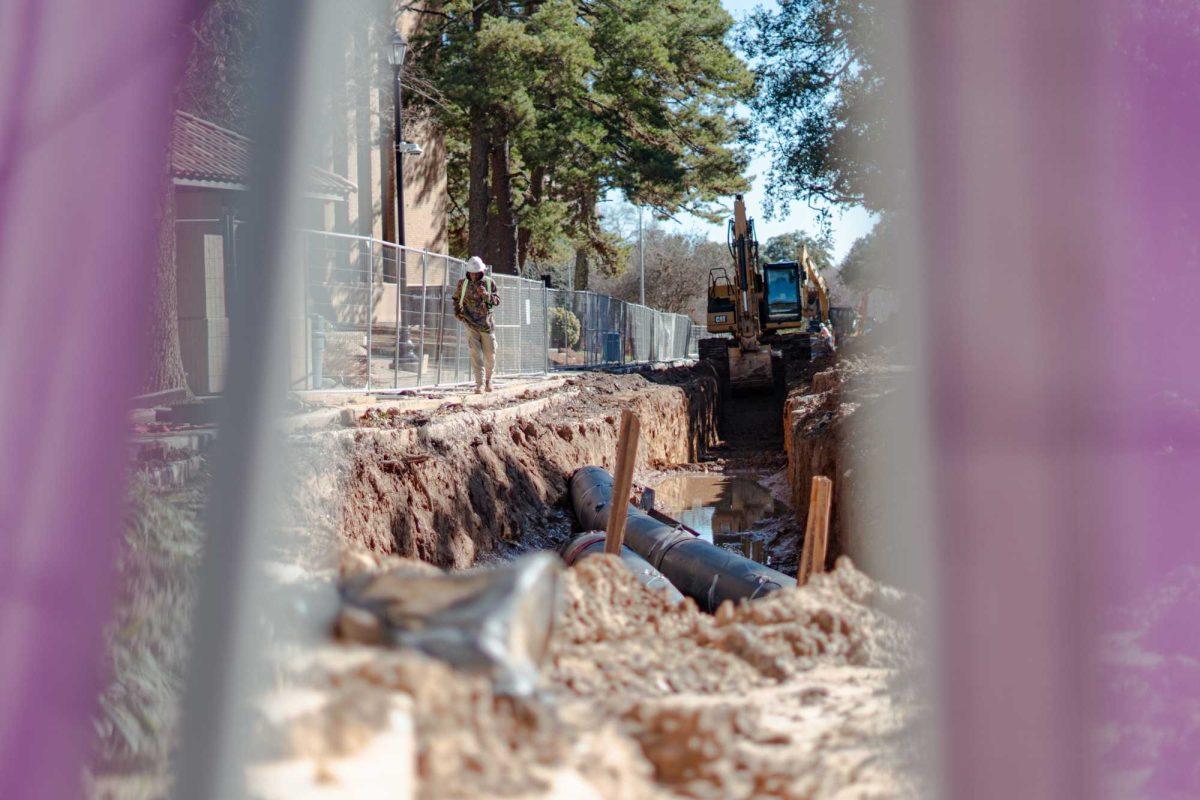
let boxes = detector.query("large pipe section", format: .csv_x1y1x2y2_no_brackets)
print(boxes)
570,466,796,612
559,532,684,604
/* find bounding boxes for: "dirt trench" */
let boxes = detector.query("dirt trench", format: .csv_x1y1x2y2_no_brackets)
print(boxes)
287,368,720,570
268,360,923,800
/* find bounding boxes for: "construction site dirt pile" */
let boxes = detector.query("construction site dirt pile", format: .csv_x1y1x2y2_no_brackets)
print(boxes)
336,555,920,799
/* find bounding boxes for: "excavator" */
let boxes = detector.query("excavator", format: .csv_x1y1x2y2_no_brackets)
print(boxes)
699,194,829,395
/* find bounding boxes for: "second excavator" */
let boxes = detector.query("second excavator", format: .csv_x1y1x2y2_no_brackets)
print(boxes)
699,194,829,396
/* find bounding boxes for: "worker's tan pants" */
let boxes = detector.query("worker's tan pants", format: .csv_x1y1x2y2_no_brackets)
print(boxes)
466,327,496,386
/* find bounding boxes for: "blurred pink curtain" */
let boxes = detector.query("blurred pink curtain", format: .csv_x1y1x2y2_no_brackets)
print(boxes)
0,1,203,796
913,1,1200,797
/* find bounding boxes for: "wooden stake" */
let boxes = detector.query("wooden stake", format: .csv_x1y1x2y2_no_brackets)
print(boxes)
798,476,833,586
605,410,641,555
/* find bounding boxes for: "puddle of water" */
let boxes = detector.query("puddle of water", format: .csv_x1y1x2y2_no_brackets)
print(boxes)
650,474,788,543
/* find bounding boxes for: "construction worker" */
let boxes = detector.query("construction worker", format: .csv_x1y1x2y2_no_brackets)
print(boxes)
453,256,500,393
817,320,837,355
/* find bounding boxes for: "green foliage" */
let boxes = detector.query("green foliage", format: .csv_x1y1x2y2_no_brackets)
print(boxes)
838,217,890,289
412,0,753,270
762,229,834,271
737,0,891,215
550,305,582,349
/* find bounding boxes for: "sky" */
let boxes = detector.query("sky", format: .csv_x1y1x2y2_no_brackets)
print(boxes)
605,0,876,263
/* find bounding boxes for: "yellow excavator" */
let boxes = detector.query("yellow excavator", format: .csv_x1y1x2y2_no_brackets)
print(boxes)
699,194,829,395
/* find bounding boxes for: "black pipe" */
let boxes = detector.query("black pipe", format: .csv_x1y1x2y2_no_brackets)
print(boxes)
570,466,795,612
559,532,684,604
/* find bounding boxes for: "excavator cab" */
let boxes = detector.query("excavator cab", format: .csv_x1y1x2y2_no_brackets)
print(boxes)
761,261,804,325
706,268,738,333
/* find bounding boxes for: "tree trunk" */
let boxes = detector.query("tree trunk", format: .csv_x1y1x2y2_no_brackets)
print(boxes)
517,226,530,273
143,164,190,396
517,165,545,272
573,248,589,291
466,3,491,262
571,191,597,290
467,112,490,260
488,135,518,274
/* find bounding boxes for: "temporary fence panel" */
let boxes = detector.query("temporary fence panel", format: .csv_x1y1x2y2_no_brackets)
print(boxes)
302,230,701,391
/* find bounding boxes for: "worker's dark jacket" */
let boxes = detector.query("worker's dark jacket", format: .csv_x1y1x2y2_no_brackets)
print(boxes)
453,275,499,334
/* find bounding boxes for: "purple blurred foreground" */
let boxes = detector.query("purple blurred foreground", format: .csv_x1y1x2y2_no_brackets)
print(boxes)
913,1,1200,798
0,1,199,797
0,1,1197,798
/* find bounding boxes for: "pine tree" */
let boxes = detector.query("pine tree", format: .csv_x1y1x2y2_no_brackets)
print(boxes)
410,0,752,278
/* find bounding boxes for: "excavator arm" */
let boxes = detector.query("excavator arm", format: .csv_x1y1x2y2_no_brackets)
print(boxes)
800,244,830,324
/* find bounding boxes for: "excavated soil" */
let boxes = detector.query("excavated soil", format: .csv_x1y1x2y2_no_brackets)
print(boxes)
307,555,921,800
95,359,925,799
272,361,925,799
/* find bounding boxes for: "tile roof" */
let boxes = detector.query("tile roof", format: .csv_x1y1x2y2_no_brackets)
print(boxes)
171,111,355,197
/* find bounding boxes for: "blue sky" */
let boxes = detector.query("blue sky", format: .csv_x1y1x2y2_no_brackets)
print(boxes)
607,0,875,263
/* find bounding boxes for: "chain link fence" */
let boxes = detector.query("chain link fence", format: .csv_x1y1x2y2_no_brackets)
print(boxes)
301,230,702,392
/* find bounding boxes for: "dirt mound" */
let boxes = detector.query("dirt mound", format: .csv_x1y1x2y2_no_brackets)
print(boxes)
326,554,918,799
550,555,912,702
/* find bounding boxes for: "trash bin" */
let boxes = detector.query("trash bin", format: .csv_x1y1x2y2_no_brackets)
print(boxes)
601,330,622,364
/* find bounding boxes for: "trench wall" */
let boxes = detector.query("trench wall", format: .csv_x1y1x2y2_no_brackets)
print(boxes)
783,368,848,570
783,360,910,582
290,369,719,569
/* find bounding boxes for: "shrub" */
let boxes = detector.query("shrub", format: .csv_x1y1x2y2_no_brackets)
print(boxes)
550,306,581,349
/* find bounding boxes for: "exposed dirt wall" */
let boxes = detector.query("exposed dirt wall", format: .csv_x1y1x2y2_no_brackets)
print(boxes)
288,369,719,569
784,368,846,569
783,356,911,579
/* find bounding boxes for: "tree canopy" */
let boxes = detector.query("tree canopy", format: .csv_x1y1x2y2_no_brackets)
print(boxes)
837,215,892,289
408,0,753,276
736,0,891,216
761,229,833,271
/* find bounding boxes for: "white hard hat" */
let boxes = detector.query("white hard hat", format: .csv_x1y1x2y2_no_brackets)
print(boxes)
465,256,486,274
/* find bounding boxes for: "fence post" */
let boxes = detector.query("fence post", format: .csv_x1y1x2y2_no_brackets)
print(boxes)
514,280,522,375
393,246,401,389
543,284,549,374
417,252,427,386
366,242,373,393
435,257,446,387
302,232,310,389
393,248,403,388
455,265,464,382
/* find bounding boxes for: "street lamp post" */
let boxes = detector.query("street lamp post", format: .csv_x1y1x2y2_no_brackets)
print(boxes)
387,33,417,370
